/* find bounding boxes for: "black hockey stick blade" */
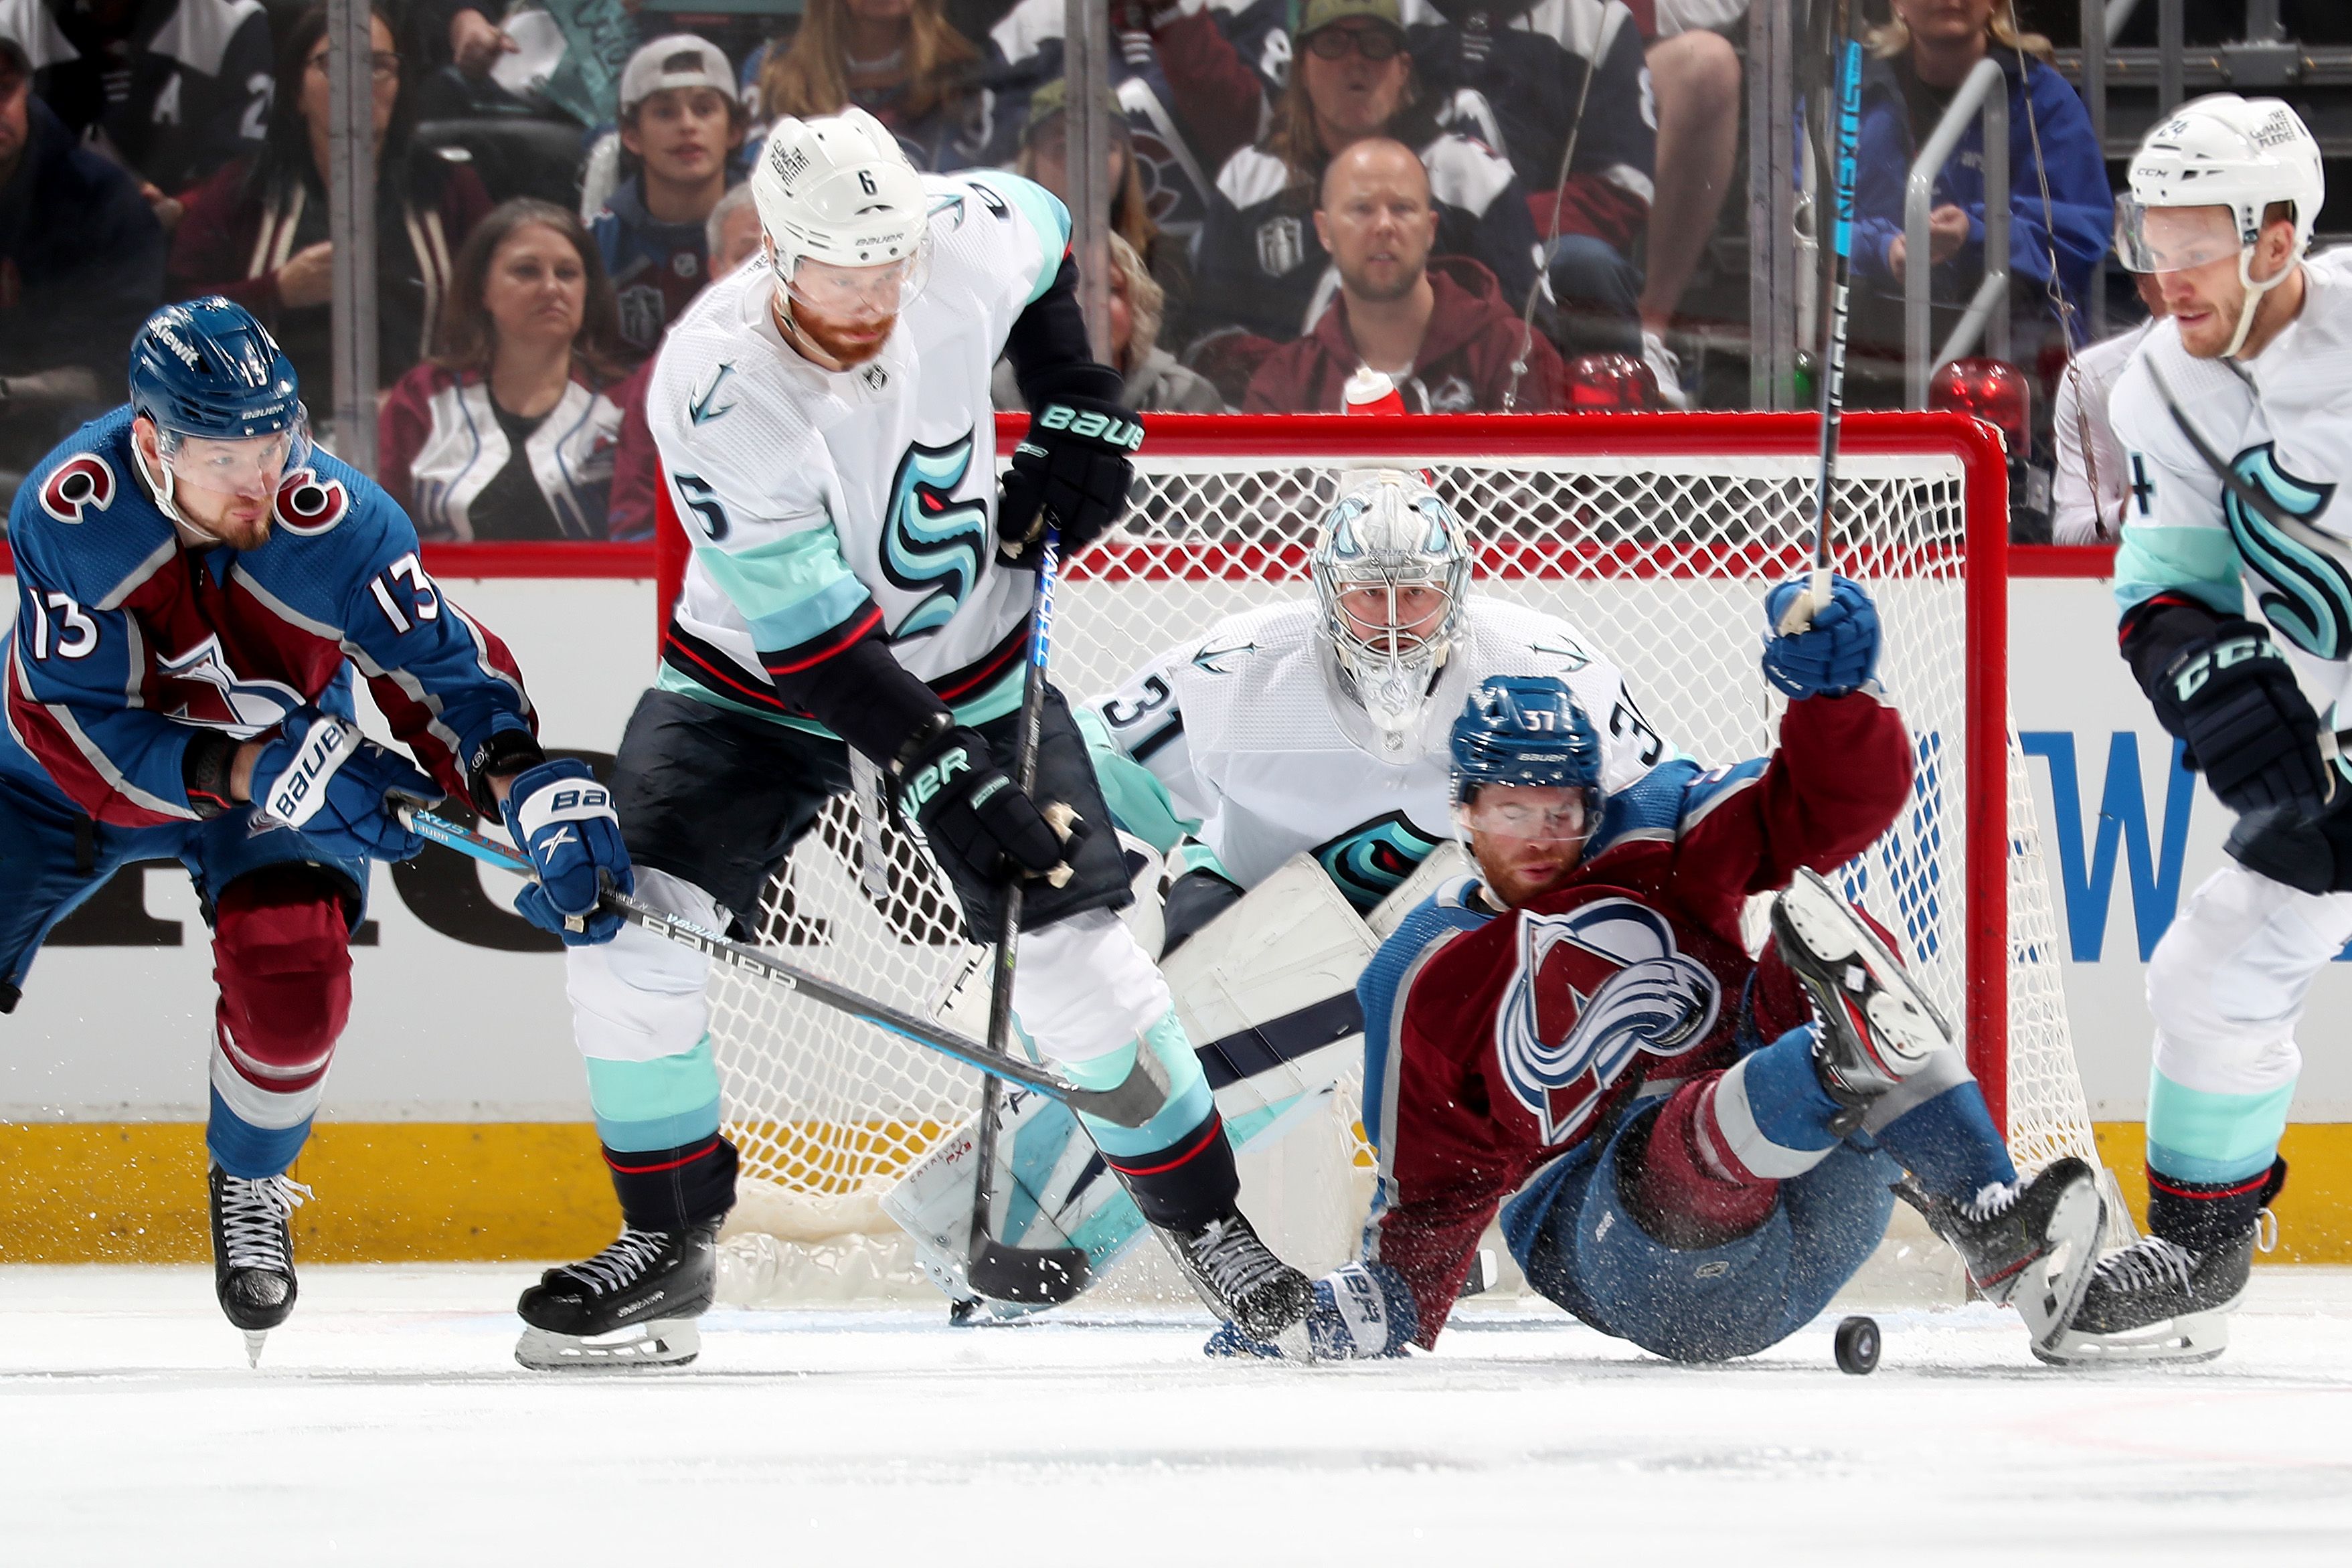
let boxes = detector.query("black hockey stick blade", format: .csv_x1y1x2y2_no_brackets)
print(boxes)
967,1235,1092,1305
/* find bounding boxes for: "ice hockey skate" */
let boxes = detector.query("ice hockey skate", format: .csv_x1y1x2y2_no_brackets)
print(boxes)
515,1221,722,1371
1896,1156,2105,1351
209,1166,311,1367
1770,867,1952,1110
2034,1231,2257,1367
1160,1211,1313,1346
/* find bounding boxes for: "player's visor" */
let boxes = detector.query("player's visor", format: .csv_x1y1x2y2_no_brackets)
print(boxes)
782,252,930,319
2114,198,2244,274
1460,788,1593,843
157,415,311,501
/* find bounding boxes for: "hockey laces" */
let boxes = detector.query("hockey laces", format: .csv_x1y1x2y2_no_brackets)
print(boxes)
2092,1236,2195,1296
1960,1178,2022,1223
1187,1216,1288,1302
564,1228,672,1297
218,1175,312,1270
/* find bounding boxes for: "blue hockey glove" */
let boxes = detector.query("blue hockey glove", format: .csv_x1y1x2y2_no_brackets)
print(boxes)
1203,1261,1418,1362
1762,575,1881,699
250,707,440,861
500,758,633,946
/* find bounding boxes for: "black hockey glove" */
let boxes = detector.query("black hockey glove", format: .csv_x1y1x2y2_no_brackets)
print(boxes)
893,723,1068,883
997,397,1143,567
2150,620,2331,817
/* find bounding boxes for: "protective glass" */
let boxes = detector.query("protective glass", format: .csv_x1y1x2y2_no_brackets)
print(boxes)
158,413,312,501
2114,197,2244,274
783,248,931,320
1461,788,1592,843
1306,23,1404,60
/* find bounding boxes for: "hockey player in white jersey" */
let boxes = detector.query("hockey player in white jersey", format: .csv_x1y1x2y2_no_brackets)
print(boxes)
1089,468,1671,942
517,106,1312,1367
2055,96,2342,1363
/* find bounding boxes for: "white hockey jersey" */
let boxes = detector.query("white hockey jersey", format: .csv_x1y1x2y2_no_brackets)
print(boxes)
2110,247,2352,717
1087,598,1670,909
644,170,1071,733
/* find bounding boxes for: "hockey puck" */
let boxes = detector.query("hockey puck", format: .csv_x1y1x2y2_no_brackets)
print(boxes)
1834,1314,1881,1375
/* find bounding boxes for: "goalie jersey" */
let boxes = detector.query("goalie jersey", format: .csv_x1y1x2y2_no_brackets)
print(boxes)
1086,598,1671,909
1356,689,1914,1345
645,171,1074,735
2110,246,2352,712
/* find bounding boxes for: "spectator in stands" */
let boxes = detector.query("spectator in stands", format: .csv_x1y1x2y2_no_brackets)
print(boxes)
1847,0,2110,397
752,0,983,171
592,35,747,357
0,26,164,503
1633,0,1746,406
1394,0,1653,367
1190,0,1539,405
1012,77,1197,355
167,2,491,430
994,230,1223,414
1242,137,1558,414
379,198,631,540
605,181,762,541
982,0,1282,250
2051,272,2164,546
34,0,272,216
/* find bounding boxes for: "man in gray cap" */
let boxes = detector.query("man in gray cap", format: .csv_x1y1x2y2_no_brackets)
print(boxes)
590,34,749,355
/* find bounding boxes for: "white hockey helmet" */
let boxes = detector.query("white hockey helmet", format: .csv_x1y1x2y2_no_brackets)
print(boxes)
1310,469,1473,752
750,106,933,313
2114,95,2325,354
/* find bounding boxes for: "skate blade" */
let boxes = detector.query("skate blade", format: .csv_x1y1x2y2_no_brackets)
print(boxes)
1996,1179,2106,1352
515,1318,702,1372
2031,1298,2237,1368
1774,871,1950,1067
242,1330,268,1369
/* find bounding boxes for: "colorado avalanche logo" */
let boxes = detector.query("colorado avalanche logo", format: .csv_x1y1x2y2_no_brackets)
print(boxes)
1494,898,1721,1145
39,456,117,524
1312,811,1445,912
155,634,307,737
2221,442,2349,660
275,467,351,535
880,434,987,637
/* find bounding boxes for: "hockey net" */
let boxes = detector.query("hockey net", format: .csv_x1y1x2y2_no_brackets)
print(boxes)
699,412,2123,1305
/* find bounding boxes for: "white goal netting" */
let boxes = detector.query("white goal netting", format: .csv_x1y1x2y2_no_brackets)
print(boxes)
703,417,2124,1304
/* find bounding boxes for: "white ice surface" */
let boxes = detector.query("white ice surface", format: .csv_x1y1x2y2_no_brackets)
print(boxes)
3,1266,2349,1567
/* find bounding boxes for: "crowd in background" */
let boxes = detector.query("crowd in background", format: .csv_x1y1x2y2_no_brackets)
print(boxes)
0,0,2339,540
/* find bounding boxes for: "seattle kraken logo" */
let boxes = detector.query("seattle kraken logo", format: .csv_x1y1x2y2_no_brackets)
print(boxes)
2223,442,2349,660
1311,811,1445,911
1495,899,1719,1146
880,434,988,636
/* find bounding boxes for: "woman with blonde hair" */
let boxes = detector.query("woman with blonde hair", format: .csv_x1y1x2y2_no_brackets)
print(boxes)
752,0,984,171
993,232,1224,414
379,199,633,540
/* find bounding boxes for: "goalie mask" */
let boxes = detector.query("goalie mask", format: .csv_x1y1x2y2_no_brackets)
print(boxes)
2114,95,2324,357
1310,470,1471,752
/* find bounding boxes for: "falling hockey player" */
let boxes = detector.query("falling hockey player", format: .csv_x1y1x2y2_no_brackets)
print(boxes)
525,104,1315,1367
0,298,631,1362
2058,95,2343,1363
1209,586,2108,1364
891,469,1681,1312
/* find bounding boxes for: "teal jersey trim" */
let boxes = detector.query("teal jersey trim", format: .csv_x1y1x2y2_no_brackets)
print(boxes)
987,173,1074,306
1076,707,1199,854
655,658,1027,737
693,531,870,652
2112,523,2246,618
1056,1007,1213,1156
2145,1067,2296,1185
584,1039,724,1154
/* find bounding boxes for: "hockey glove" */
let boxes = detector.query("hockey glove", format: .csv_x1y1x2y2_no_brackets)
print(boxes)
1762,574,1881,699
894,724,1069,884
1203,1261,1418,1361
2151,622,2330,817
249,707,441,862
501,758,634,946
997,397,1143,567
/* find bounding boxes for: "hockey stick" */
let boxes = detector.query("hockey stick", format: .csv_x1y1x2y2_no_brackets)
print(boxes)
1779,0,1861,636
963,522,1095,1306
402,806,1163,1128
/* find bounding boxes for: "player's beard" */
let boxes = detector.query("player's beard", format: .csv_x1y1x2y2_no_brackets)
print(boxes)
782,300,900,369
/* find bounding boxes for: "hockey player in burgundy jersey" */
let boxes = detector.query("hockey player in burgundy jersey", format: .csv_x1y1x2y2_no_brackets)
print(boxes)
1210,580,2107,1364
1,298,631,1361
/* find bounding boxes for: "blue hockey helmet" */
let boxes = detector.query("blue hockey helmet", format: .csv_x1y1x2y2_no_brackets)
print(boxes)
126,298,309,525
1450,675,1602,815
